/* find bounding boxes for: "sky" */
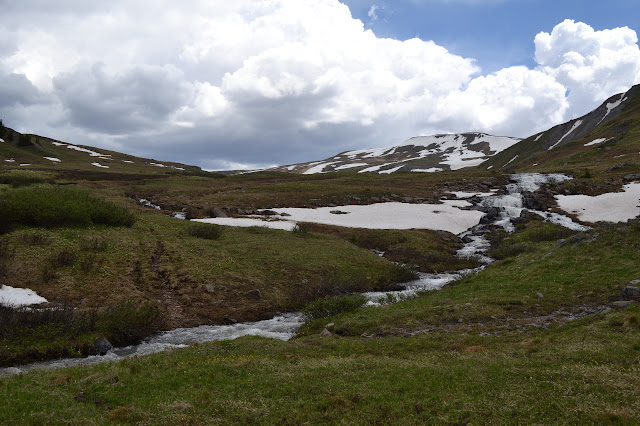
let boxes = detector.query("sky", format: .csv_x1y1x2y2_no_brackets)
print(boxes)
1,0,639,171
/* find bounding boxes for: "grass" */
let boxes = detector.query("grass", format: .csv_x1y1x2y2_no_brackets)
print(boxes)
1,308,639,424
185,222,224,240
0,185,136,233
302,294,367,321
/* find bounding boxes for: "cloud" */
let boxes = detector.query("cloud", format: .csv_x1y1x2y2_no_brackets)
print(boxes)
368,5,379,21
535,19,640,117
0,2,639,170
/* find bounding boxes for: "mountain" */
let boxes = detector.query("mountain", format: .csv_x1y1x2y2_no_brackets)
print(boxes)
482,84,640,171
269,133,521,174
0,125,208,176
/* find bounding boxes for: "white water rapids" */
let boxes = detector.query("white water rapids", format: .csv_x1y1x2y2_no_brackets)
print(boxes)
1,173,591,377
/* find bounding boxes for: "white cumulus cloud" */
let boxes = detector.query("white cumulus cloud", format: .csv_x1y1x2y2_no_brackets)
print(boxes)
0,2,638,170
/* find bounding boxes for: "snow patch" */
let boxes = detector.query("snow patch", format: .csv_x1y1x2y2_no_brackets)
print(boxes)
122,160,135,163
66,144,110,157
549,120,582,150
535,133,544,142
194,217,296,231
597,94,625,125
303,162,337,174
91,162,109,168
411,168,444,173
51,142,66,146
19,164,31,166
379,165,403,174
555,182,640,223
0,285,48,307
5,159,15,163
43,157,61,162
334,163,369,171
584,138,608,147
502,155,518,168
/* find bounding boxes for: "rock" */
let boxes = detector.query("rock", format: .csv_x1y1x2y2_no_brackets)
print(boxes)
329,210,349,215
621,286,640,301
94,337,113,356
224,317,237,325
280,212,291,217
320,328,332,336
257,210,278,216
522,193,542,210
202,284,215,293
630,280,640,286
212,207,227,218
536,292,544,299
610,301,633,309
245,289,262,300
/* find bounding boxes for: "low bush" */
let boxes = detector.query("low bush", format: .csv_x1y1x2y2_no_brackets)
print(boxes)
48,248,77,268
98,300,165,346
18,231,52,246
490,240,534,260
80,236,109,251
0,303,97,341
303,294,367,321
0,185,136,233
186,222,224,240
292,222,312,234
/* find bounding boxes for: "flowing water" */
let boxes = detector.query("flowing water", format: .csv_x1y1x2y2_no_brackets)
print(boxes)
1,173,590,377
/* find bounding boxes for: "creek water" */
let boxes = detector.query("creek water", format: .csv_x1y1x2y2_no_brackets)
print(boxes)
1,173,589,377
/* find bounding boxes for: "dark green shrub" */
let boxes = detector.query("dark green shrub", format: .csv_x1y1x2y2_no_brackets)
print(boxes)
186,222,224,240
98,300,165,346
0,185,136,233
303,294,367,321
0,303,97,340
0,171,48,188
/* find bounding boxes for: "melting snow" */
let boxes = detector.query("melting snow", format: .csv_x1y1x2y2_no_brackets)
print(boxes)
448,191,496,198
0,138,4,143
412,168,444,173
0,285,48,307
549,120,582,150
122,160,135,164
584,138,608,147
51,142,66,146
334,163,369,171
194,217,295,231
597,94,625,125
303,162,337,174
19,164,31,166
502,155,518,168
43,157,61,162
379,166,403,174
66,144,109,157
91,162,109,168
5,159,15,163
555,182,640,223
535,133,544,142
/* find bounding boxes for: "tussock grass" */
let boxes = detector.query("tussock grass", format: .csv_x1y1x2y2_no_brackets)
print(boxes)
185,222,224,240
303,294,367,320
0,185,136,233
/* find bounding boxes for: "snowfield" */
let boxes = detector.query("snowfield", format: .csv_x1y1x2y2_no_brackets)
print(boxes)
0,285,48,307
555,182,640,223
197,201,484,234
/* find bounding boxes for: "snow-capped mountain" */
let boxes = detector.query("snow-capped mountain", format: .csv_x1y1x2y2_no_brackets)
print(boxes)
484,84,640,170
269,133,521,174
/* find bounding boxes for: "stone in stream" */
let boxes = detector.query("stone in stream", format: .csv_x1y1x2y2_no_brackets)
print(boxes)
94,337,113,356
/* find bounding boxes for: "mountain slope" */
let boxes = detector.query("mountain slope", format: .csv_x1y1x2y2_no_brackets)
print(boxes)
0,125,207,176
269,133,521,174
482,84,640,172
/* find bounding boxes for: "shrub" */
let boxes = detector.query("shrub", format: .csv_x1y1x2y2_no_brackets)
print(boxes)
303,294,367,321
98,300,165,346
48,248,77,268
80,236,109,251
186,222,224,240
490,241,534,260
18,231,52,246
292,222,311,234
0,303,97,340
0,185,136,233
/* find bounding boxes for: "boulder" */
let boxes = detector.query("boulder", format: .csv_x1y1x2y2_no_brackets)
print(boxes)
611,301,633,309
94,337,113,356
621,286,640,301
245,289,262,300
320,328,332,336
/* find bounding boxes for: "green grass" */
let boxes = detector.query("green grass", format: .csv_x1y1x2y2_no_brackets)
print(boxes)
1,308,639,424
0,185,136,233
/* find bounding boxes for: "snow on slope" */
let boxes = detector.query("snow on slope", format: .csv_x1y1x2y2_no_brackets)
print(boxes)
271,133,520,175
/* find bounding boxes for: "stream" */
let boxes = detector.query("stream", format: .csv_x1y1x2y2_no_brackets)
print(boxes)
0,173,589,377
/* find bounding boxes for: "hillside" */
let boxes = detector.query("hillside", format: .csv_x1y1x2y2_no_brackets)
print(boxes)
0,124,208,176
483,84,640,173
268,133,521,174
